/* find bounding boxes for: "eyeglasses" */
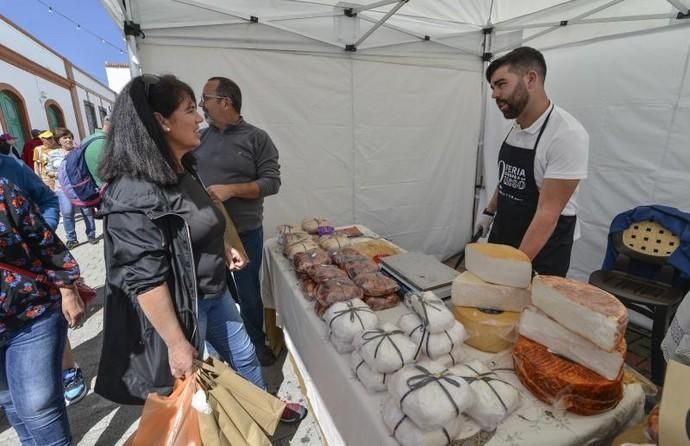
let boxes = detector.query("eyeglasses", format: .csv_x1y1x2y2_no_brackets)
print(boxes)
199,93,228,103
141,74,160,101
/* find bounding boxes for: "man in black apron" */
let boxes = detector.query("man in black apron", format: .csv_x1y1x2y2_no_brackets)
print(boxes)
477,47,588,277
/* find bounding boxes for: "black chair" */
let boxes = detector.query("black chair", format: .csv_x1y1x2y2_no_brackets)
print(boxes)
589,219,689,385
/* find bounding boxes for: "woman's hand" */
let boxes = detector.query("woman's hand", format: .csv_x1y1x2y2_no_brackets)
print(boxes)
60,285,85,328
225,244,247,271
168,340,197,379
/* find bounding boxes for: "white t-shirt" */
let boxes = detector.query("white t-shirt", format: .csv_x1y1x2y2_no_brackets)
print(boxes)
504,102,589,217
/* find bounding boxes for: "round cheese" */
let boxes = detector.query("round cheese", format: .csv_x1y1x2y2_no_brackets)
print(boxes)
453,306,520,353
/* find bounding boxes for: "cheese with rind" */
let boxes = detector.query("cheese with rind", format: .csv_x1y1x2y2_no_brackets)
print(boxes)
451,271,531,312
531,275,628,352
464,243,532,288
518,306,625,380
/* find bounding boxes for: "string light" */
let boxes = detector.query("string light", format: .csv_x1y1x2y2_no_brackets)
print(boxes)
35,0,127,56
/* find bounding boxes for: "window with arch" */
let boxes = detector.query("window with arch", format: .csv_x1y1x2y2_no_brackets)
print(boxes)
44,100,65,131
0,84,30,149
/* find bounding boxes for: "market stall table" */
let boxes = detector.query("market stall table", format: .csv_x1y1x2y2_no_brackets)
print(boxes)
261,227,645,445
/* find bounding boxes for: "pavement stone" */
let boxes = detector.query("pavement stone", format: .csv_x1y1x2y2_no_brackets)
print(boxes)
0,218,324,446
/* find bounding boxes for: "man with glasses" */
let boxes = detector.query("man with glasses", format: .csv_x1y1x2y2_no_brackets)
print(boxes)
195,77,281,366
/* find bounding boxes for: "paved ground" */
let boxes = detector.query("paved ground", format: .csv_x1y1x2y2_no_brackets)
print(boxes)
0,218,324,446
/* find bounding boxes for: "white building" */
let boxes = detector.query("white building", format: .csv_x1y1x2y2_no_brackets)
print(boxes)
0,14,116,150
105,62,131,94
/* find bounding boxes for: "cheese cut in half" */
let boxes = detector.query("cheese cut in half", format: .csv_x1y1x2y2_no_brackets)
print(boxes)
519,307,625,380
453,306,520,353
531,276,628,352
513,336,624,416
451,271,531,312
464,243,531,288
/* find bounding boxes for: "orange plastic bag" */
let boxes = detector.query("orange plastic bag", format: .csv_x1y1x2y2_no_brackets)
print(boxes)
125,378,201,446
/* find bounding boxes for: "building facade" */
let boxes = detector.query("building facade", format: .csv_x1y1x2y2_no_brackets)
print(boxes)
0,15,116,150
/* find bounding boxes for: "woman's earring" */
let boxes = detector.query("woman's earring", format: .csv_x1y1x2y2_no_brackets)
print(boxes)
164,126,171,132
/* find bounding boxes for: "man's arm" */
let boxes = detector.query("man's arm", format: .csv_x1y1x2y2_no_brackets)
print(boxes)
519,178,579,260
16,159,59,229
486,188,498,214
208,181,260,201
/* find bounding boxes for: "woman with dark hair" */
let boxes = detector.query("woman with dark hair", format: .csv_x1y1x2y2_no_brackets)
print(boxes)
94,75,305,422
45,127,97,248
0,177,84,445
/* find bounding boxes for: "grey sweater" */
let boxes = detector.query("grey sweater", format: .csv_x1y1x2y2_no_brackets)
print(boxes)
195,119,281,233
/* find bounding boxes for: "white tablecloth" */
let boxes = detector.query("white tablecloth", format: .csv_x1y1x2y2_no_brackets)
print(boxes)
261,230,645,446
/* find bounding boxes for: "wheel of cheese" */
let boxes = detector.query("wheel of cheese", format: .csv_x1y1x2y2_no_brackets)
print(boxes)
453,306,520,353
512,336,624,416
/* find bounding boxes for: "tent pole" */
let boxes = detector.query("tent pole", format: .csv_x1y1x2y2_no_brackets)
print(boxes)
666,0,690,15
352,0,409,48
350,0,402,14
123,0,142,77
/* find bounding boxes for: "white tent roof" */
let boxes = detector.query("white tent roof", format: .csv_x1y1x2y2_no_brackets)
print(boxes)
104,0,690,59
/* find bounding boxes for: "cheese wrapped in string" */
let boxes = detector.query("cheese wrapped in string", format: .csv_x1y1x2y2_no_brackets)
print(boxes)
398,312,467,360
355,323,416,373
350,350,389,393
405,291,455,333
382,397,465,446
324,299,378,342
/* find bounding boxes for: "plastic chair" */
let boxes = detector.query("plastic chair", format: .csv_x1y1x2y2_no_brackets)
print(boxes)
589,219,688,385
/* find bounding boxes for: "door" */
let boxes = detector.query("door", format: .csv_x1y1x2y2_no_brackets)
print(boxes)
0,92,26,149
47,105,61,131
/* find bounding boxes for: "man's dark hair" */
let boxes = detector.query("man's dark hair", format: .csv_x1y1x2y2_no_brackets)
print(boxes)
486,47,547,83
99,74,197,186
209,76,242,113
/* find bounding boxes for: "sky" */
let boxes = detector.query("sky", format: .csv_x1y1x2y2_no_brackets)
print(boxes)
1,0,128,85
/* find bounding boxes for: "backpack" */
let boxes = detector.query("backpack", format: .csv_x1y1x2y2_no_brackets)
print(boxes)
58,135,106,207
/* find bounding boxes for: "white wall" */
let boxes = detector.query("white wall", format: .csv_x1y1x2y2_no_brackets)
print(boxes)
139,44,482,259
0,59,77,140
0,19,66,77
105,66,132,93
73,68,117,101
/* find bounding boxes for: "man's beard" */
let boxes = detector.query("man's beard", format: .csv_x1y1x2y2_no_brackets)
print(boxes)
203,110,215,125
496,80,529,119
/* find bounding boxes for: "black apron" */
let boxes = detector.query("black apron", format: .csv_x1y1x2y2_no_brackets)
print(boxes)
488,106,576,277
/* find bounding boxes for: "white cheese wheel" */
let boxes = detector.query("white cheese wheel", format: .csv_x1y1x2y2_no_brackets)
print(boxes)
451,271,531,312
464,243,532,288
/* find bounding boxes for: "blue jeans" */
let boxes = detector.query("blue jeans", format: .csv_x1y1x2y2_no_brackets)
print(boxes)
56,189,95,242
231,227,266,347
0,309,70,446
198,289,265,390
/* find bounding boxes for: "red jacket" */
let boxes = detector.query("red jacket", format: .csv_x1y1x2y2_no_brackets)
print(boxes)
21,138,42,168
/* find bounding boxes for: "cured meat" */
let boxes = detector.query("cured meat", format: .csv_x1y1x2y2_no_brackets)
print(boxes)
298,275,318,301
405,291,455,333
351,350,389,393
398,312,467,360
531,275,628,352
319,234,351,251
519,306,625,380
324,299,378,342
285,239,320,259
388,361,474,431
301,217,333,234
363,293,399,311
454,360,520,431
353,272,399,296
307,264,349,283
453,306,520,353
464,243,532,288
342,258,380,278
451,271,531,312
512,336,624,416
381,397,465,446
315,278,363,308
331,247,366,266
355,323,417,373
293,248,331,274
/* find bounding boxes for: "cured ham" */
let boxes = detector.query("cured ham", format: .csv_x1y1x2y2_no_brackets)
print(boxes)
464,243,532,288
531,275,628,352
512,336,624,416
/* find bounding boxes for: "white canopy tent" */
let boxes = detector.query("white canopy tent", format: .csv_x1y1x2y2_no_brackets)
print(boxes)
101,0,690,281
